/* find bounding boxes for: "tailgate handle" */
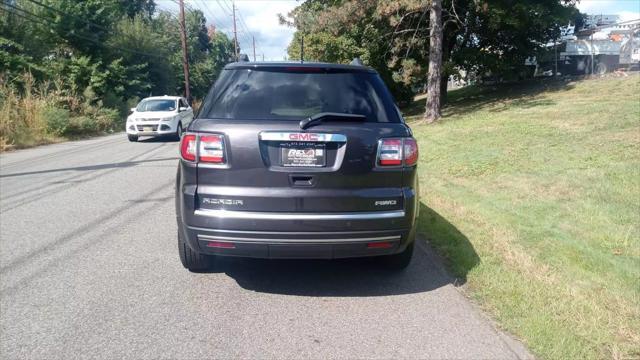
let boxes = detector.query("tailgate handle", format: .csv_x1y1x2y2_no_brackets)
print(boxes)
291,175,314,187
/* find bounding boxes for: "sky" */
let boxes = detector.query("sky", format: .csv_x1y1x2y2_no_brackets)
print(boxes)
157,0,640,61
156,0,300,61
575,0,640,22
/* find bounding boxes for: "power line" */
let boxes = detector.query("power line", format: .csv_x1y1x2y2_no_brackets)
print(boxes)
194,0,232,33
219,1,261,57
217,0,234,16
194,0,222,27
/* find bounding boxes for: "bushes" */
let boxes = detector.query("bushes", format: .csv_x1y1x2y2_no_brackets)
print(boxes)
0,73,123,151
44,107,71,136
65,108,120,136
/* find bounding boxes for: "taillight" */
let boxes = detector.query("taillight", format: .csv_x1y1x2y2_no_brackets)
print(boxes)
180,134,197,161
403,138,419,166
378,139,403,166
180,133,226,163
199,134,225,163
377,138,419,167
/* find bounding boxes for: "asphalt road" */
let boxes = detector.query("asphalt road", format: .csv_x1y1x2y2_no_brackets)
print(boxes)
0,134,532,359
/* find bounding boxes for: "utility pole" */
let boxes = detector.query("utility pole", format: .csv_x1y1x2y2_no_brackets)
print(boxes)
262,53,265,61
590,33,594,75
232,2,239,61
300,35,304,63
554,39,558,77
178,0,191,102
252,36,256,61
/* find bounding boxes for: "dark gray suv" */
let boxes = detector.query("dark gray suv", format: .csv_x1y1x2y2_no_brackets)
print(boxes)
175,62,419,271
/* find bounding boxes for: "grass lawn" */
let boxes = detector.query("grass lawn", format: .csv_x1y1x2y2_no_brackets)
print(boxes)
405,74,639,359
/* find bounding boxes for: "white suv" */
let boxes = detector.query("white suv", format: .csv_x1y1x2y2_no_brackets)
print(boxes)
126,96,193,142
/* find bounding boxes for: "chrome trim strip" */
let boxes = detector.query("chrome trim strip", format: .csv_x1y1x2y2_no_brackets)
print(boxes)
197,234,401,244
194,209,405,220
187,226,407,235
259,132,347,143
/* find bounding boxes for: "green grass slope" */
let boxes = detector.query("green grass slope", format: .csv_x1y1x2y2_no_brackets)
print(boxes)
406,75,640,359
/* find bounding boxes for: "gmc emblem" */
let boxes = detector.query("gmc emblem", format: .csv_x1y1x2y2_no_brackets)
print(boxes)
289,133,319,141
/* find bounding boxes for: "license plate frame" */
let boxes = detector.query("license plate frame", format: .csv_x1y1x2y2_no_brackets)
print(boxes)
280,142,326,167
143,126,154,132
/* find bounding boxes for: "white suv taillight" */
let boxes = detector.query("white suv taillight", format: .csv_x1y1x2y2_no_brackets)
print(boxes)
199,135,225,163
377,137,419,167
180,133,226,164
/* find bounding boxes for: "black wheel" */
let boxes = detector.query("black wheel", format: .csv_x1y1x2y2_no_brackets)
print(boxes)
178,229,213,272
595,62,607,75
127,134,138,142
175,123,183,141
378,241,414,270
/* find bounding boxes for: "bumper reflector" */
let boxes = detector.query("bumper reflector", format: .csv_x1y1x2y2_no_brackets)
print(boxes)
367,242,394,249
205,241,235,249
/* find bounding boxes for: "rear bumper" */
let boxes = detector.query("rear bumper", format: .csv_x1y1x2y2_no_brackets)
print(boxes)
182,223,415,259
178,200,418,259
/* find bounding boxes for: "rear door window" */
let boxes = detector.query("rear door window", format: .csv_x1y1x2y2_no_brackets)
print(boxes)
199,68,401,123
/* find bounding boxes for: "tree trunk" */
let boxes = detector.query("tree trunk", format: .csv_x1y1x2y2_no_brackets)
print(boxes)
423,0,443,123
440,73,448,105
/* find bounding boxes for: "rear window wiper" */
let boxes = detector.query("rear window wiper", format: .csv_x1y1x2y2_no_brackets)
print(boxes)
300,112,366,129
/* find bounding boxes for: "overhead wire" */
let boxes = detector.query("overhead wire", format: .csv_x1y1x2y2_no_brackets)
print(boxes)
216,0,260,56
193,0,232,33
236,9,261,56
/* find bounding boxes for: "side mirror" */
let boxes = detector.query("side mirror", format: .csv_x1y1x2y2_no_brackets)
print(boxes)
179,107,188,112
130,107,136,113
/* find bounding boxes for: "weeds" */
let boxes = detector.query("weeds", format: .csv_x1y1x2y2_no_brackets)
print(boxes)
0,73,122,151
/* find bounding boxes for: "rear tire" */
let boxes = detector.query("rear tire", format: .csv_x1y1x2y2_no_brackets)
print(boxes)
128,134,138,142
378,242,414,270
178,229,213,272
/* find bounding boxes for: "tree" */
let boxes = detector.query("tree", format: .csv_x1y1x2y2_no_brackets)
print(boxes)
189,32,234,98
424,0,442,123
282,0,580,112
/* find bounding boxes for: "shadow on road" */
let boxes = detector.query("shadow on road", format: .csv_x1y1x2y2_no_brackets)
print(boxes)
202,203,479,297
139,136,180,143
0,157,177,178
206,248,449,297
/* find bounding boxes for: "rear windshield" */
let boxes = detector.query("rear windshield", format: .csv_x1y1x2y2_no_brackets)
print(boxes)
198,68,400,123
136,99,176,112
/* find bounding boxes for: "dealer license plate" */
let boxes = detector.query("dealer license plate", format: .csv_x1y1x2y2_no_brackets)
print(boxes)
281,143,326,167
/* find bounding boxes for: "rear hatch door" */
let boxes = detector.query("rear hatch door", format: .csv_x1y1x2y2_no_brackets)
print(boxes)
193,65,410,213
